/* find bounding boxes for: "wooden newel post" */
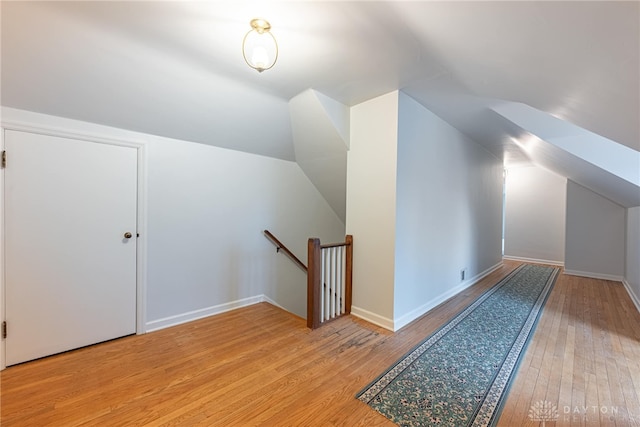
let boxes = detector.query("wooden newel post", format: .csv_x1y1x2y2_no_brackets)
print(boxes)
307,238,322,329
344,235,353,315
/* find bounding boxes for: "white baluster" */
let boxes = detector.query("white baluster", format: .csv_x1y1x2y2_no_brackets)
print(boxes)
331,247,336,318
338,247,342,315
340,246,347,314
324,248,330,321
320,247,325,323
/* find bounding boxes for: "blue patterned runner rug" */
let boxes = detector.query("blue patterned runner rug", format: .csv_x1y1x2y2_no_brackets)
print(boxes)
356,263,560,427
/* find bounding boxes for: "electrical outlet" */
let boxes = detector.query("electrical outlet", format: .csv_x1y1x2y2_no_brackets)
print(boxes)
460,268,467,282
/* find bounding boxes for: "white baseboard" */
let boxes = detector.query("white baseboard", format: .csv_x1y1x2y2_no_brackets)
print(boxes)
145,295,265,332
622,279,640,313
391,261,504,332
350,306,394,331
502,255,564,267
563,269,624,282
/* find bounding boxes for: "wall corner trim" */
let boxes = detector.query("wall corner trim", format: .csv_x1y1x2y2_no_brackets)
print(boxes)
350,306,395,331
563,270,624,282
622,279,640,314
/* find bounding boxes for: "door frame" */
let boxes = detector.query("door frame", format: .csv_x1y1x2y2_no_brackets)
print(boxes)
0,119,148,370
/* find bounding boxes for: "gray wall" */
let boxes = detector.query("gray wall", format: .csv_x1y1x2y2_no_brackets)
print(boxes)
504,165,566,265
565,180,625,279
626,207,640,309
393,92,503,328
147,138,346,322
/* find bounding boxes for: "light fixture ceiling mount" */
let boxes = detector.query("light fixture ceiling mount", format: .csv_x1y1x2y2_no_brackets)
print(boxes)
242,18,278,73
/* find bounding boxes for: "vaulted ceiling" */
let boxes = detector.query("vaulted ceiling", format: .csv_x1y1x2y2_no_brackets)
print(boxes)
2,1,639,209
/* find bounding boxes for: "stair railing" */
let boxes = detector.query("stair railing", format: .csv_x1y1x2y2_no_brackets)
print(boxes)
263,230,353,329
307,235,353,329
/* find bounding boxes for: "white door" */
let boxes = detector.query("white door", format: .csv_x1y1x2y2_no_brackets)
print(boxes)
4,130,138,366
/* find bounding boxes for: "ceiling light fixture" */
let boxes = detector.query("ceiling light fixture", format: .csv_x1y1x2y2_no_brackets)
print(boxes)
242,18,278,73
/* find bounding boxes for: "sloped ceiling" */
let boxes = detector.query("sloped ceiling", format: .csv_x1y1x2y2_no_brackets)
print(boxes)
491,102,640,208
2,1,638,205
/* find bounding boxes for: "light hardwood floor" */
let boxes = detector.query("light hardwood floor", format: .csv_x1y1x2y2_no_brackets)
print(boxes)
2,261,640,426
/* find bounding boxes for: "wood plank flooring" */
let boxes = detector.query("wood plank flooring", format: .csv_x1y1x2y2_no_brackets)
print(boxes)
2,261,640,426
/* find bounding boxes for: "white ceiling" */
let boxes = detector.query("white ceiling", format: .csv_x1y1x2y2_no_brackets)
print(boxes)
2,1,639,187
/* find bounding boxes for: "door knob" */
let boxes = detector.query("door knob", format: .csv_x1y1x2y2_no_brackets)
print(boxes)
124,232,133,239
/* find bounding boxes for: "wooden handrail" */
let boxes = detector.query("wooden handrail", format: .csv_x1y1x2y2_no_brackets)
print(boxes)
320,241,349,249
263,230,308,272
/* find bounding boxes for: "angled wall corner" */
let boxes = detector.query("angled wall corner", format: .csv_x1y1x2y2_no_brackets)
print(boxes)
289,89,350,222
565,180,626,279
345,90,504,331
346,91,400,328
314,90,350,149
